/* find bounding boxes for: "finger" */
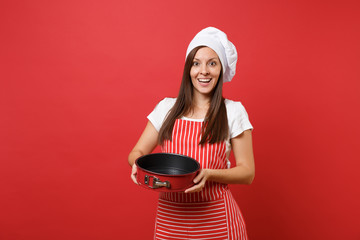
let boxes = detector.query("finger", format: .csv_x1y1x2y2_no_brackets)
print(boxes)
131,173,138,184
186,183,203,193
193,170,204,184
184,185,199,193
185,181,205,193
132,164,137,173
131,165,138,184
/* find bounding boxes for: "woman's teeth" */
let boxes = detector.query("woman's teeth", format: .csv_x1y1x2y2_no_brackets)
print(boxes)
198,78,211,83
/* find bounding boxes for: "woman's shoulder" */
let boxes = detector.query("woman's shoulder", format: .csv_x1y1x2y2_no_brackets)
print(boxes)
156,97,176,110
224,98,250,119
159,97,176,104
150,97,176,116
147,97,176,132
224,98,253,138
224,99,246,111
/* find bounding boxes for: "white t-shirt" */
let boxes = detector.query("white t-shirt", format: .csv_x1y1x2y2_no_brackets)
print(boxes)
148,97,253,136
147,98,253,167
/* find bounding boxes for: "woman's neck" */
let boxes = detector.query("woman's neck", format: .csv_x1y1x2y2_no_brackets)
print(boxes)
184,93,211,119
193,91,211,108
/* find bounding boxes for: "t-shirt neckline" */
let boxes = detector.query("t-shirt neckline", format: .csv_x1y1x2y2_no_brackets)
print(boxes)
181,116,204,122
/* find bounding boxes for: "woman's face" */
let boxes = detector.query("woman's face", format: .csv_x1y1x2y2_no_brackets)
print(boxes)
190,47,222,97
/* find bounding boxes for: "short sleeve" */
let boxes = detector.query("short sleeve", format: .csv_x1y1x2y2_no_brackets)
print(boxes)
225,99,253,139
147,98,176,132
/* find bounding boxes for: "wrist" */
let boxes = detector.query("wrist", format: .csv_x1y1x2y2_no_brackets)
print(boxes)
205,169,215,181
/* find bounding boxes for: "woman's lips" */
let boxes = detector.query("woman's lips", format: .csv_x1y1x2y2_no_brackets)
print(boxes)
198,78,211,85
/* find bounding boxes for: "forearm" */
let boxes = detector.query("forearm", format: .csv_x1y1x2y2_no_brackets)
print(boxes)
128,150,144,166
128,121,159,167
207,165,255,185
185,164,254,193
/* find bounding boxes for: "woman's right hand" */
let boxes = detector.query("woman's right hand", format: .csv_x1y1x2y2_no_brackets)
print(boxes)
131,164,138,185
128,121,159,185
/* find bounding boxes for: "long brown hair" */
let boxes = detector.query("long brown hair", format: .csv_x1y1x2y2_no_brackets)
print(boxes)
158,46,229,145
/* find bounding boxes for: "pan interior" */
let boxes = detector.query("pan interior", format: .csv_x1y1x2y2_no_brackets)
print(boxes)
137,153,199,175
146,166,189,175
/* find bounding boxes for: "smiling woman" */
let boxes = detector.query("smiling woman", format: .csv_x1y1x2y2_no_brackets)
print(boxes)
159,45,229,145
128,27,254,240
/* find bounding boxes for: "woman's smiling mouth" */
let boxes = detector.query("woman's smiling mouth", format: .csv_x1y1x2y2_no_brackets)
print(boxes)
198,78,211,83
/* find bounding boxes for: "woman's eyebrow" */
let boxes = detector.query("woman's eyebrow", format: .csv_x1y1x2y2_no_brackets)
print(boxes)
193,57,219,61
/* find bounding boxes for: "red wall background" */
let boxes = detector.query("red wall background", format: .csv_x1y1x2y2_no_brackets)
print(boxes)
1,0,359,239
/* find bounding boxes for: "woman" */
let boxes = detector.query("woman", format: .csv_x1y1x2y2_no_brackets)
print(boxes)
128,27,255,240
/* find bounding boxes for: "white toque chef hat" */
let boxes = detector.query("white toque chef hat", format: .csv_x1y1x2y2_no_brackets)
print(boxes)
186,27,238,83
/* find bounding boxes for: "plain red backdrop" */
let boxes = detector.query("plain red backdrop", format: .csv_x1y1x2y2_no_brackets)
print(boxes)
1,0,359,239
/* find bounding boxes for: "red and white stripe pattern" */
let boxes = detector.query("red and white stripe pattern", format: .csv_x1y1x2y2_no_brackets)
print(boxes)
155,198,228,240
161,119,228,203
155,119,248,239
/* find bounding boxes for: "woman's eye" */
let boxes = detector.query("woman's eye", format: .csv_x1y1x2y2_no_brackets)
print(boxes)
193,62,199,66
209,61,217,66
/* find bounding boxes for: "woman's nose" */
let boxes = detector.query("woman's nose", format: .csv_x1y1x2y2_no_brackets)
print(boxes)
200,65,209,75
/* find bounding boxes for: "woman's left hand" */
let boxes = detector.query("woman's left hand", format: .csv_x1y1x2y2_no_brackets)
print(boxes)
130,164,138,185
184,169,212,193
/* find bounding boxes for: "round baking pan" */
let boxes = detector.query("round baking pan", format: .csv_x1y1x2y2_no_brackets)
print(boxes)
136,153,200,192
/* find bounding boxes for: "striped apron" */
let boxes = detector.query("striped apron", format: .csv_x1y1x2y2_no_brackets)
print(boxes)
154,119,248,240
